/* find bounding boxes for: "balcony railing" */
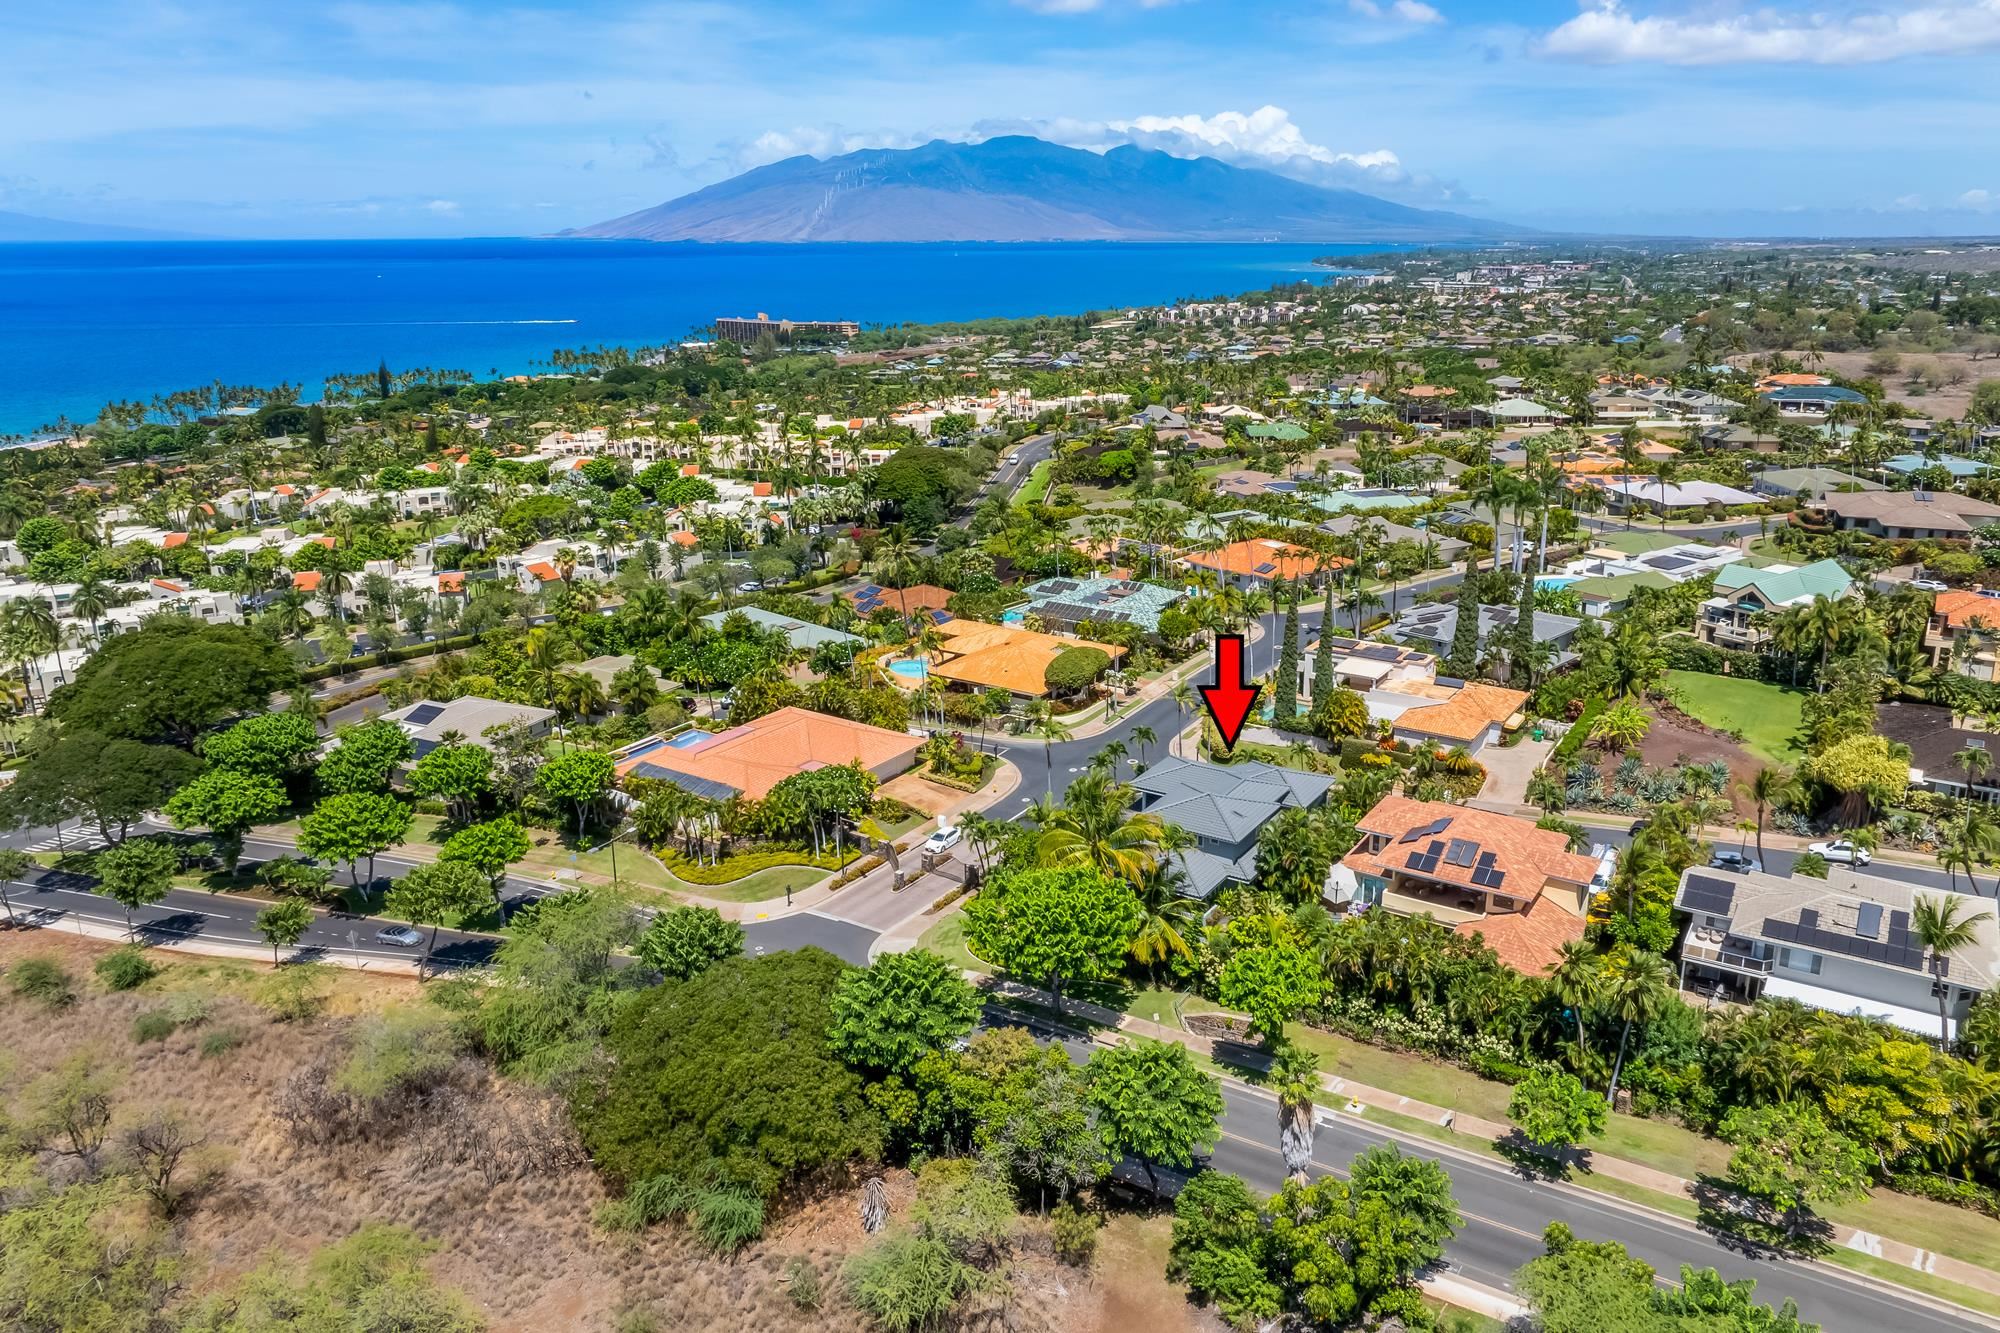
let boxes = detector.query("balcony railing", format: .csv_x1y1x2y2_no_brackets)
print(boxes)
1381,886,1486,926
1683,940,1773,973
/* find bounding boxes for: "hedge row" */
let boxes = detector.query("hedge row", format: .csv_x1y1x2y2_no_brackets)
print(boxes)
1551,693,1608,764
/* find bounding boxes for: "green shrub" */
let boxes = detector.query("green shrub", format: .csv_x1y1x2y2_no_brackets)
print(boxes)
424,977,486,1013
8,956,76,1009
1050,1200,1100,1267
164,992,213,1027
784,1256,823,1311
335,1005,463,1104
845,1236,980,1332
132,1010,178,1043
693,1186,765,1253
94,947,158,992
628,1174,695,1226
199,1026,246,1059
657,846,851,885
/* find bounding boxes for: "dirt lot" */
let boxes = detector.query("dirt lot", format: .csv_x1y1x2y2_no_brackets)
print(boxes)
1619,709,1762,820
0,928,1215,1333
1743,347,2000,420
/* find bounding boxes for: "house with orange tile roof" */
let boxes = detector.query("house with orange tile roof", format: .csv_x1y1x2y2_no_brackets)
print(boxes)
615,706,919,801
1339,796,1603,976
923,619,1127,699
845,584,954,620
1926,589,2000,682
1181,538,1340,590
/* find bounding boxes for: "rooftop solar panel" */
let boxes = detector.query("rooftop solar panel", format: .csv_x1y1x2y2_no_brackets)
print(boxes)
1857,902,1884,939
1254,563,1277,574
404,703,445,727
1444,838,1480,867
1680,873,1738,917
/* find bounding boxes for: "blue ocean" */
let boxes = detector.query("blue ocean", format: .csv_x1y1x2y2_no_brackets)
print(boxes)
0,239,1406,435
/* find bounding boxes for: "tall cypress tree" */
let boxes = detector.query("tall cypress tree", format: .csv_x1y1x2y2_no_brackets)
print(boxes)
1510,573,1538,686
1309,577,1337,718
1273,583,1302,721
1444,598,1480,681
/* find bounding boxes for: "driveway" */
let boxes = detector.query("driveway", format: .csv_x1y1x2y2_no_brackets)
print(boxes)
1474,732,1555,809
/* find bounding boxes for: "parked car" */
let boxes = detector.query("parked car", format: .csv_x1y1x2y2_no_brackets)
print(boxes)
1628,818,1650,836
374,925,424,947
1910,578,1949,592
1708,850,1762,874
1806,839,1871,866
738,581,763,593
922,825,964,856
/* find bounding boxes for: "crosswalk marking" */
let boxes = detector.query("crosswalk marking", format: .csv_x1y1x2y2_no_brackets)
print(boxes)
25,825,109,853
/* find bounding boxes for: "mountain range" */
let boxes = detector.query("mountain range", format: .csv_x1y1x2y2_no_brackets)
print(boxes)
567,136,1524,244
0,209,201,242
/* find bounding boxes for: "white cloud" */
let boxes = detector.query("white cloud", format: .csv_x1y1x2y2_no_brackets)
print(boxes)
1542,0,2000,65
736,126,928,169
1961,188,1996,210
1348,0,1445,23
423,198,460,214
963,105,1472,205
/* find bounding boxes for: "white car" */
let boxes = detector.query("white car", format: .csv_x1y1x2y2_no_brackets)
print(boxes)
1910,579,1949,593
922,826,964,856
1806,840,1871,866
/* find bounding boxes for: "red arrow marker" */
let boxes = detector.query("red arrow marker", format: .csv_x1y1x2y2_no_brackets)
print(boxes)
1198,632,1261,752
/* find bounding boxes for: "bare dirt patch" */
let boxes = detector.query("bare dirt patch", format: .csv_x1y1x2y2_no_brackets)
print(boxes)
1623,708,1762,818
1746,348,2000,421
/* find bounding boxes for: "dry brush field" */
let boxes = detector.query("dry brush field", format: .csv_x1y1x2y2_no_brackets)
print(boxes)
0,928,1210,1333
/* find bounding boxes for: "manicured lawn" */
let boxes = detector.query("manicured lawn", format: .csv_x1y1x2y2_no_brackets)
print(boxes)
1015,459,1055,506
1825,1187,2000,1272
916,911,986,973
1125,987,1225,1024
1660,669,1807,768
681,864,838,904
1283,1025,1515,1121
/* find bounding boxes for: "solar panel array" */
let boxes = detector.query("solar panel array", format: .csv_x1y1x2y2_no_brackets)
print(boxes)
1405,840,1445,874
1761,905,1932,974
1680,873,1738,916
404,703,445,727
1398,815,1454,845
1444,838,1480,867
1469,850,1507,890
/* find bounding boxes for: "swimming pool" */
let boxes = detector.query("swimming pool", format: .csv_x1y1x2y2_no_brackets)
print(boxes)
1534,575,1582,590
1001,610,1025,624
665,728,713,749
887,657,928,679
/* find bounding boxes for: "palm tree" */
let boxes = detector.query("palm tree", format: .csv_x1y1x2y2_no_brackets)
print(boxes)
70,577,110,643
1912,894,1994,1045
1128,856,1200,983
1739,766,1793,868
1957,745,1994,797
1271,1041,1320,1186
1171,681,1196,757
1034,770,1165,883
1546,938,1600,1065
1526,767,1565,815
1025,700,1073,798
1131,724,1158,770
1604,950,1675,1105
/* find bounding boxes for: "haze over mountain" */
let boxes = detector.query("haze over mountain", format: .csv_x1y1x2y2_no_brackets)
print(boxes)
567,137,1525,244
0,210,201,242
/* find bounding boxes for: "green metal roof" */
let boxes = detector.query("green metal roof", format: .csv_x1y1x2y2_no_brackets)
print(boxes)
1710,558,1853,605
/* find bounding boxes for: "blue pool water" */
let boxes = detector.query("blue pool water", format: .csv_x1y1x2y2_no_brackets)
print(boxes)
1001,610,1026,625
666,728,713,749
888,658,928,679
1535,575,1583,589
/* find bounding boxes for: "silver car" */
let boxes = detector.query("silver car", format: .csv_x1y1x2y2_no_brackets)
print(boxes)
374,925,424,946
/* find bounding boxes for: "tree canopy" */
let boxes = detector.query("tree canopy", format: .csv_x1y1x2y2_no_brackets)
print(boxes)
47,619,297,746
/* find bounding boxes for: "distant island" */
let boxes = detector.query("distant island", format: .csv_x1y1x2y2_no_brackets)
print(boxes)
564,136,1526,245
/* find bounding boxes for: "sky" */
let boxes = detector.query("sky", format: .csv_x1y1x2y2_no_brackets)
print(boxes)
6,0,2000,240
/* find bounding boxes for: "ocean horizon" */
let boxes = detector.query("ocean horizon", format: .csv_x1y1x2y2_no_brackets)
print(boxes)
0,237,1415,435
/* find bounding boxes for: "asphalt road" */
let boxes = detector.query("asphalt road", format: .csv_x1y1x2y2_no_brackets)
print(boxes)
993,1008,1993,1333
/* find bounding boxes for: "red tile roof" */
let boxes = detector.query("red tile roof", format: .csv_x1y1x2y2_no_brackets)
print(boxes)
436,572,466,593
618,706,919,801
525,561,560,582
1455,895,1588,977
161,532,189,549
292,571,323,592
